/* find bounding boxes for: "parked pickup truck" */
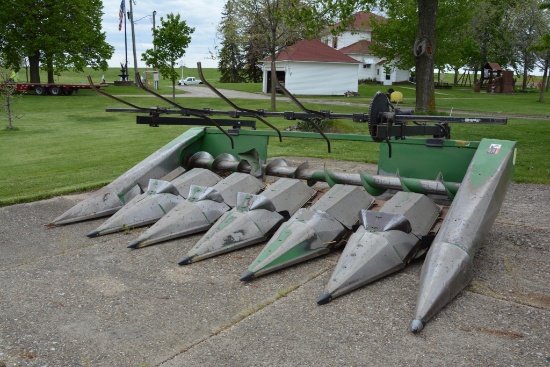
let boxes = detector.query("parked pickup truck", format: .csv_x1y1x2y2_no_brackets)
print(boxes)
177,77,203,86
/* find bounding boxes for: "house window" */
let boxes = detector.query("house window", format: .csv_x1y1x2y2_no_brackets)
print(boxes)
377,69,380,75
363,64,372,69
332,37,338,49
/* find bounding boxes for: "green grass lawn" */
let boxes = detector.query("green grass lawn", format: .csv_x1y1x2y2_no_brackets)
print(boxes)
1,68,548,206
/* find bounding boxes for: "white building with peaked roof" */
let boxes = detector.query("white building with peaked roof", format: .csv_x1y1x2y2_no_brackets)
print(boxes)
322,12,410,84
262,39,360,96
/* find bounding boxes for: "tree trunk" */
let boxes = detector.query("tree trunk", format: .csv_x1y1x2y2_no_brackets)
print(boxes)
28,52,41,83
47,69,55,84
46,58,55,84
546,55,550,92
521,55,529,90
172,81,176,102
539,52,549,103
414,0,438,112
270,60,277,111
453,68,459,85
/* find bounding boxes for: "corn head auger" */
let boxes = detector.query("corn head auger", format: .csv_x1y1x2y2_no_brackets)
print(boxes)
47,63,516,333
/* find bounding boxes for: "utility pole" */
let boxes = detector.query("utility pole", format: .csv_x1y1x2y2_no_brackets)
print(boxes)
153,10,158,89
129,0,138,85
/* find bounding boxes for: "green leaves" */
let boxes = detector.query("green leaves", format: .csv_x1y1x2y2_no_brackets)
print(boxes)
141,13,194,98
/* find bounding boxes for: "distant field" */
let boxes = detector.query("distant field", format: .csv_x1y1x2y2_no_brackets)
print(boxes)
0,67,548,206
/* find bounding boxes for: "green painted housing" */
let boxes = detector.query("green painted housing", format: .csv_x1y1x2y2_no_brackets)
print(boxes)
179,128,481,183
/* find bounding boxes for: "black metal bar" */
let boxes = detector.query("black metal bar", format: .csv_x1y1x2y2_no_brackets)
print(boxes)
274,78,332,153
197,62,282,142
395,115,507,124
135,72,235,149
136,116,256,128
87,75,150,111
374,125,448,139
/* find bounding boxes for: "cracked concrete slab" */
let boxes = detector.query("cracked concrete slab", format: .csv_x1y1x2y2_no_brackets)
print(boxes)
0,160,548,367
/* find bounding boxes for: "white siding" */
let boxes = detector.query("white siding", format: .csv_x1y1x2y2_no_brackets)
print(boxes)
394,69,411,82
264,61,358,95
323,30,371,50
348,54,381,80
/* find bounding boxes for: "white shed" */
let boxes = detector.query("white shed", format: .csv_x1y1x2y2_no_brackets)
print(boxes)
262,39,360,96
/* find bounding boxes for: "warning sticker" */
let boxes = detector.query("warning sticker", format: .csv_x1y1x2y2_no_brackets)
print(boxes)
487,144,502,154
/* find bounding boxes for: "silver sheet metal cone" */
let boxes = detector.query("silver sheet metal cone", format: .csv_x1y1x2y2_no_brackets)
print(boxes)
129,172,263,249
243,209,345,279
320,192,440,304
309,185,374,229
412,140,516,333
183,178,315,263
129,199,230,248
48,184,141,227
88,169,221,237
47,129,206,226
243,185,375,279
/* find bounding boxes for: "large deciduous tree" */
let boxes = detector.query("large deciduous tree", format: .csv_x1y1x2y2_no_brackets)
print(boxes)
532,1,550,101
218,1,247,83
506,0,550,89
311,0,441,111
0,0,113,83
465,0,517,80
141,13,194,101
220,0,327,110
368,0,479,86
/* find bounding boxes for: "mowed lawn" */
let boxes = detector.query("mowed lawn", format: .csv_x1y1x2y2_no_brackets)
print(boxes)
0,68,548,206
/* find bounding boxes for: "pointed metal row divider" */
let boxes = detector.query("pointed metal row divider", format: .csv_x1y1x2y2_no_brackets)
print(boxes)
241,184,375,281
127,172,264,249
87,168,221,237
46,130,207,227
178,177,316,265
317,191,441,305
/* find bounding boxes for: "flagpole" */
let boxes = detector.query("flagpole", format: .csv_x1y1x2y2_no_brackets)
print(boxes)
129,0,139,86
124,0,128,79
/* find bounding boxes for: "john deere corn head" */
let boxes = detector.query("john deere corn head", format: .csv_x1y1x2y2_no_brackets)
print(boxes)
47,64,516,333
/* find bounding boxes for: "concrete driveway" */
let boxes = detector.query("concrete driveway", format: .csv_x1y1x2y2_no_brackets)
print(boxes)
1,157,549,367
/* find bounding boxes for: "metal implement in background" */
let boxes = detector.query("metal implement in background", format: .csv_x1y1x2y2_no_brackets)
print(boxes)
46,64,517,334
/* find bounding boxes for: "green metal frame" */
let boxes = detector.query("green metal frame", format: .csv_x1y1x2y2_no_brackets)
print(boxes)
182,128,480,183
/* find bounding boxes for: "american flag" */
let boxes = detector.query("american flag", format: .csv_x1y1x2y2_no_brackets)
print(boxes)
118,0,125,31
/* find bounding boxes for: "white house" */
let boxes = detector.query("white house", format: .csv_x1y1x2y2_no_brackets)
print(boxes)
322,12,410,84
262,39,360,96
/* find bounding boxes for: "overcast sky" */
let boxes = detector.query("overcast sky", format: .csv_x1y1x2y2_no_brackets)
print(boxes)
102,0,227,70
